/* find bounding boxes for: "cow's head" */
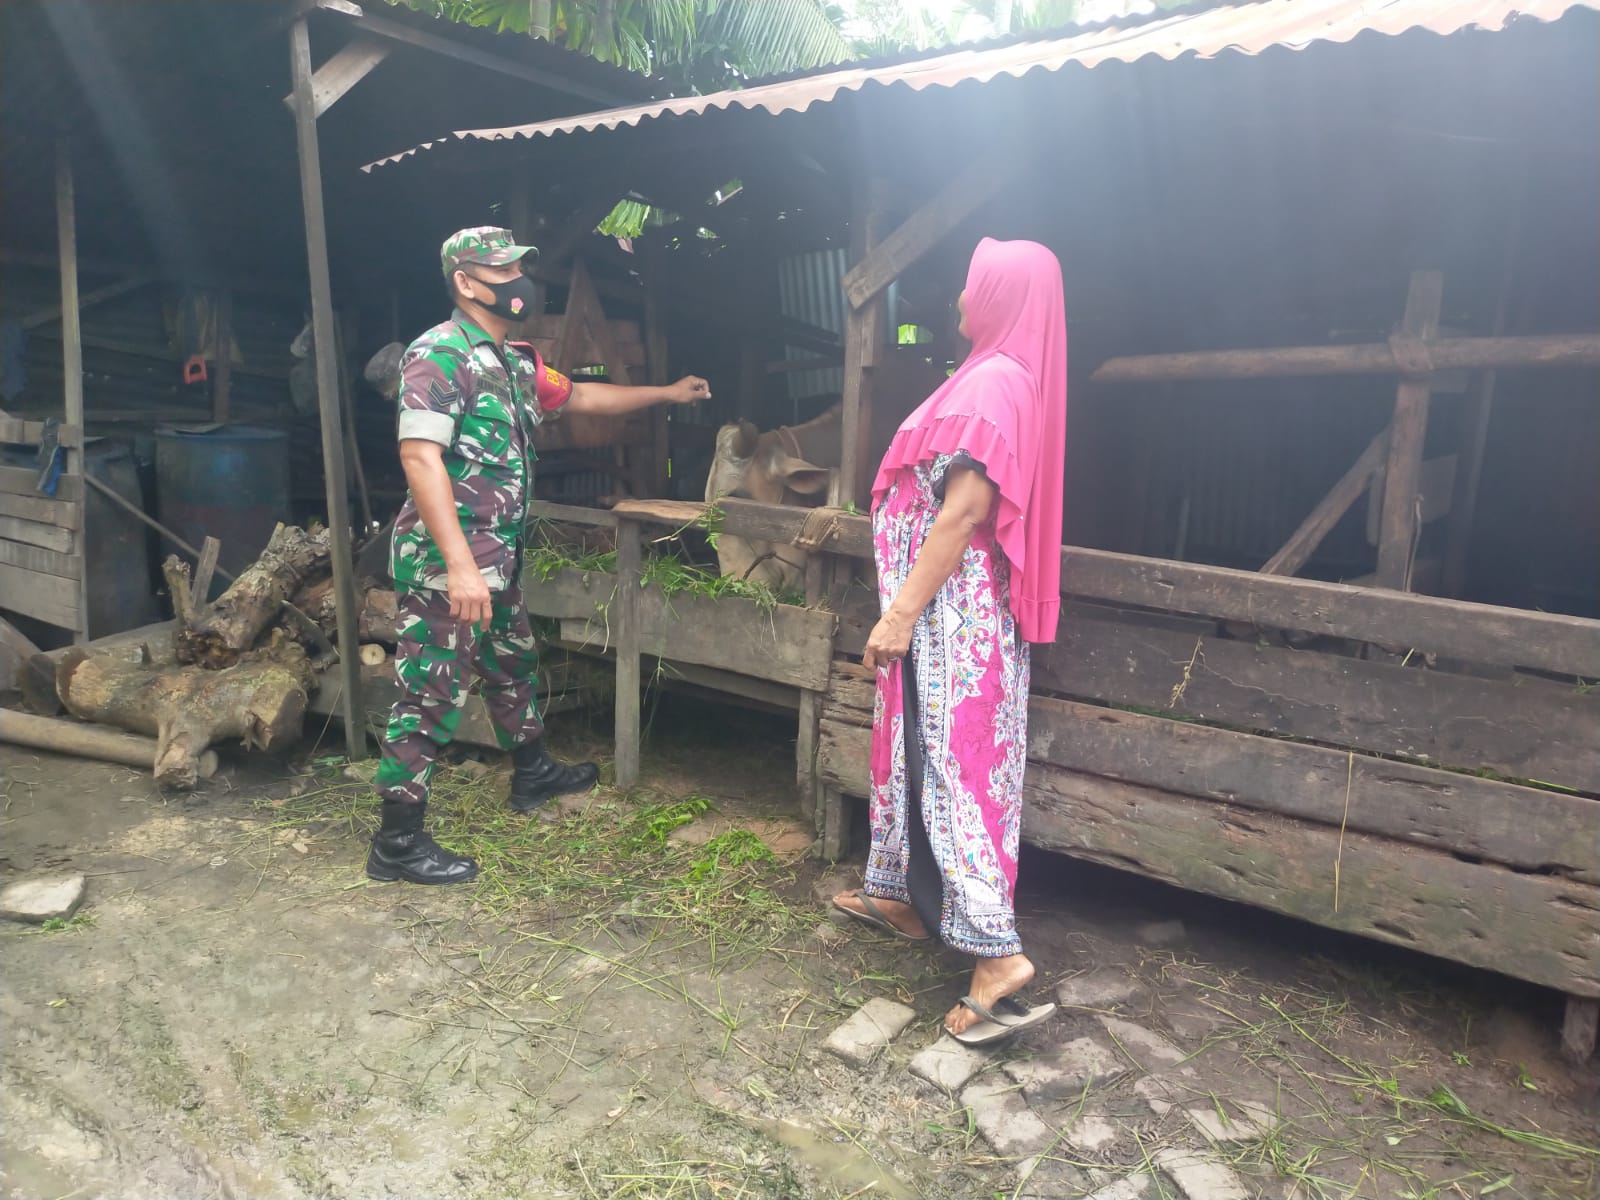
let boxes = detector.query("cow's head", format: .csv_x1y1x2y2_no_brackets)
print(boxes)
704,420,833,506
704,420,833,591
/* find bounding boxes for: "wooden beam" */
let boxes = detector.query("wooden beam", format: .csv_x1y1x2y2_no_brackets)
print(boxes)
839,176,888,509
613,516,642,789
0,466,82,506
192,536,221,605
0,538,80,580
1021,767,1600,999
55,140,88,641
559,583,835,692
0,419,81,449
1374,271,1443,590
289,17,364,759
526,499,619,528
1091,333,1600,384
615,495,1600,678
328,3,628,107
840,154,1011,311
1064,547,1600,680
20,272,156,332
0,563,80,629
280,34,392,117
1260,426,1389,576
817,674,1600,885
27,329,291,381
0,492,79,531
0,516,74,553
1031,612,1600,794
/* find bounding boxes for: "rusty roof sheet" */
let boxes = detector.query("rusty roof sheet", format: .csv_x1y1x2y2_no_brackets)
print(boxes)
366,0,1597,171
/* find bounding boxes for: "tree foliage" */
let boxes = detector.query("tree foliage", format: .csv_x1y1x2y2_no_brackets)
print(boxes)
389,0,851,90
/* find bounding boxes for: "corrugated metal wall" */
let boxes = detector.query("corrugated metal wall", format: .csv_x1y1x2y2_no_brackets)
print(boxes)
777,247,847,416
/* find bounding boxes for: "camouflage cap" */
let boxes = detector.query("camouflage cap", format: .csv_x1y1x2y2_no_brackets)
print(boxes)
440,227,539,277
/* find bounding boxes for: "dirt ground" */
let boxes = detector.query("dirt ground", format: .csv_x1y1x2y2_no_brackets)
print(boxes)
2,701,1596,1200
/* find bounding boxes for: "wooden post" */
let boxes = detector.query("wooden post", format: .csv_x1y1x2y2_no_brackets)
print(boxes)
838,176,888,510
613,515,642,788
1562,996,1598,1063
55,140,88,643
795,552,827,825
289,17,364,758
1373,271,1443,591
820,785,849,862
212,290,233,424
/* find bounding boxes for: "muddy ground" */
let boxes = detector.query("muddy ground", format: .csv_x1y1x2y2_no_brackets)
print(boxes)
2,702,1596,1200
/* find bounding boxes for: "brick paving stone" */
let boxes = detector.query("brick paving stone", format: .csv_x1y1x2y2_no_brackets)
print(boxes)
822,997,916,1066
1003,1036,1127,1102
961,1079,1053,1157
1055,967,1145,1011
1186,1098,1278,1145
1081,1176,1157,1200
1133,1068,1200,1116
1154,1149,1250,1200
1062,1109,1124,1153
908,1036,990,1092
1099,1016,1188,1068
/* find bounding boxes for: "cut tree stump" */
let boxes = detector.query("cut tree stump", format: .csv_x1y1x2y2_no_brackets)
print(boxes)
167,523,331,669
56,648,308,789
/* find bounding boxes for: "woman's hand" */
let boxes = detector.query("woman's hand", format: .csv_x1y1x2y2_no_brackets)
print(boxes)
863,610,914,670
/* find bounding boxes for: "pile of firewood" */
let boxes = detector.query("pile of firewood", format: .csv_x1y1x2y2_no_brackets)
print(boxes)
44,523,403,789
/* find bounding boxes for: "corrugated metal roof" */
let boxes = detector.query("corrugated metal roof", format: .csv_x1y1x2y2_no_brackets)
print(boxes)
366,0,1596,171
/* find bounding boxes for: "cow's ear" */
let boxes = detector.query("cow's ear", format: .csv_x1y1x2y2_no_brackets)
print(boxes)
774,454,833,495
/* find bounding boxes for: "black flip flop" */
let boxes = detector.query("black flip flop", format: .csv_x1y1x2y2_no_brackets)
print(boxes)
831,892,932,942
948,993,1057,1046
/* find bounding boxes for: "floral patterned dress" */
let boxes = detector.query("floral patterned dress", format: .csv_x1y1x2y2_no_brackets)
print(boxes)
864,452,1030,957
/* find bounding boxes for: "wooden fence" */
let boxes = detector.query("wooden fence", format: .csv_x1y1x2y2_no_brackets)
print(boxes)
523,496,1600,1061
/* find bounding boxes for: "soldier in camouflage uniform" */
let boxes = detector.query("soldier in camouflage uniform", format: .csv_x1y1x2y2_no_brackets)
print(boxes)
369,227,710,885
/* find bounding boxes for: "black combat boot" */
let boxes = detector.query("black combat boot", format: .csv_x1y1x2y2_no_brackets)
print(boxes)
509,737,599,813
365,801,478,885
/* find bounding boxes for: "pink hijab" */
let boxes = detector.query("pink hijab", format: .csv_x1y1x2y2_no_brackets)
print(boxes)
870,238,1067,644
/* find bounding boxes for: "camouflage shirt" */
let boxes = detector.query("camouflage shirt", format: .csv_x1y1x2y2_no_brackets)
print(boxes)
390,310,573,592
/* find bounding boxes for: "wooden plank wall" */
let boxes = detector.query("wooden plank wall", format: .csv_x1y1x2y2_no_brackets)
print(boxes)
0,453,84,633
515,499,1600,1003
795,507,1600,1003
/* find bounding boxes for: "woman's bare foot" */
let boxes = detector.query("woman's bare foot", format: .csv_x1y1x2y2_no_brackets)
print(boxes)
832,889,929,939
945,953,1035,1036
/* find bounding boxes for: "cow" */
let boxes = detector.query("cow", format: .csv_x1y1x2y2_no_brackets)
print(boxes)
703,404,841,592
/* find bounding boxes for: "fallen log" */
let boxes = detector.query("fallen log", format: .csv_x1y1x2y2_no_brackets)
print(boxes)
0,708,219,780
56,648,308,789
168,523,331,669
291,575,404,646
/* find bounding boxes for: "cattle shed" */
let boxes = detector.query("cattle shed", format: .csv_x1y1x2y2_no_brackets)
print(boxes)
367,0,1600,1060
0,0,660,747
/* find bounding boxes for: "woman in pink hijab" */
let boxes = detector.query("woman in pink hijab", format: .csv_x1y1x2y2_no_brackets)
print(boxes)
833,238,1067,1046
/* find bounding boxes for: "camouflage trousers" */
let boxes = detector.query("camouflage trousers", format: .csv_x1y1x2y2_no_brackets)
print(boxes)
374,582,542,806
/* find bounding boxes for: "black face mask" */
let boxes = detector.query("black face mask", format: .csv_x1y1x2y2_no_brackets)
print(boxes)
464,272,538,320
